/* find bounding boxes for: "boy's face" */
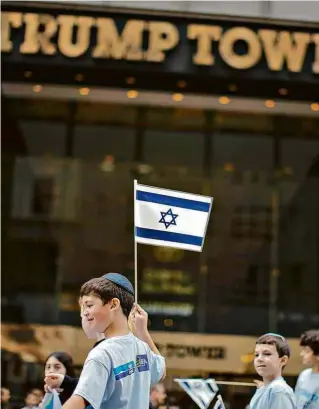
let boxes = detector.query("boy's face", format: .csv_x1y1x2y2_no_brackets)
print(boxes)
254,343,287,379
300,346,317,366
81,294,119,333
79,298,100,339
25,393,38,407
1,388,11,403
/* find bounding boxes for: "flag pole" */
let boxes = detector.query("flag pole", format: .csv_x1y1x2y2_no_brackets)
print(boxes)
134,179,138,303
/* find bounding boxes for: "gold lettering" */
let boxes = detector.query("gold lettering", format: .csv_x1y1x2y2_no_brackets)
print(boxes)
219,27,262,69
20,13,57,55
1,12,23,52
57,16,93,57
312,34,319,74
259,29,311,73
93,18,144,60
187,24,221,65
2,11,317,74
145,22,179,62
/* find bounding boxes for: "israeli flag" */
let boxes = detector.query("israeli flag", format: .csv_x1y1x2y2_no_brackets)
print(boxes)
213,395,226,409
41,391,62,409
174,378,225,409
135,181,213,252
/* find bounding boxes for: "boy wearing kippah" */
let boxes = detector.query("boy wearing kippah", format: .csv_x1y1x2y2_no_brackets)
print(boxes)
61,273,165,409
249,333,296,409
295,329,319,409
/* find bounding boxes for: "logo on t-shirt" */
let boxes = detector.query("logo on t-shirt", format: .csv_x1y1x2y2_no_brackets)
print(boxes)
113,355,149,381
136,354,149,372
297,388,319,407
113,361,135,380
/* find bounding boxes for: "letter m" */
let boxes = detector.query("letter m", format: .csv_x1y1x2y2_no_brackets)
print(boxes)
93,18,145,60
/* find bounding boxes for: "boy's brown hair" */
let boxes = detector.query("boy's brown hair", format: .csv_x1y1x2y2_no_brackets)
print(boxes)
300,329,319,356
80,276,134,318
256,333,290,358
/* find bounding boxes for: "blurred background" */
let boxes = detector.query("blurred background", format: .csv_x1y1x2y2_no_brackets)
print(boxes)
1,1,319,408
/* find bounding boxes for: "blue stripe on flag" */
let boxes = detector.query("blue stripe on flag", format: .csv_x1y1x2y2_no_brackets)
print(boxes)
136,190,210,212
184,381,207,408
136,227,203,246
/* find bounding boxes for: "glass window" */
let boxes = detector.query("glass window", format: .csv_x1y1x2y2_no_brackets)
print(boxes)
213,132,274,172
73,125,135,163
144,129,204,171
19,121,66,156
2,93,319,340
143,107,205,174
281,138,319,179
73,102,137,163
4,97,68,157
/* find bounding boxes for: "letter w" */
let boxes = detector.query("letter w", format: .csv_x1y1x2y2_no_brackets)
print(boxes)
259,29,310,72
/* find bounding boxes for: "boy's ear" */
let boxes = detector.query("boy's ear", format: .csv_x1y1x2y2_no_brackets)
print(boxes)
110,298,120,310
280,355,289,367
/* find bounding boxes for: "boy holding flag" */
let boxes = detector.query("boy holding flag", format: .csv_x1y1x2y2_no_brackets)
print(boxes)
60,273,165,409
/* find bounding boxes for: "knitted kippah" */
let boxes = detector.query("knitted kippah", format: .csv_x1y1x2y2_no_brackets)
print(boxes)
102,272,134,295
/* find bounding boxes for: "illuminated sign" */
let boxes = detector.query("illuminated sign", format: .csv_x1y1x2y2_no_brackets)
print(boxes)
1,11,318,73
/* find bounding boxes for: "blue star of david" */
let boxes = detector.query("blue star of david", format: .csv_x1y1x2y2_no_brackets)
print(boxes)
159,208,178,229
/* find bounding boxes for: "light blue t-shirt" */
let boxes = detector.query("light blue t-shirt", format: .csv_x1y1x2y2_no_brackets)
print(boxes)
249,376,296,409
295,368,319,409
73,332,165,409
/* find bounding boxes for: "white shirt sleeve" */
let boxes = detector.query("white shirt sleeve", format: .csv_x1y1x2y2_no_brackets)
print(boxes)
149,351,165,385
73,358,110,409
269,390,296,409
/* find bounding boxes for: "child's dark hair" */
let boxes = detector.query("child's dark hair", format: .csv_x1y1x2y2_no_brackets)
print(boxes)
80,277,134,319
256,333,290,358
300,329,319,356
45,351,75,377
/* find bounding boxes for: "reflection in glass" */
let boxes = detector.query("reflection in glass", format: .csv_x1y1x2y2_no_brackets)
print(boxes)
2,95,319,336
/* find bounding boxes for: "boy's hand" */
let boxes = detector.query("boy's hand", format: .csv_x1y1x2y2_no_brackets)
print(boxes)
129,303,149,338
44,373,64,390
253,379,264,389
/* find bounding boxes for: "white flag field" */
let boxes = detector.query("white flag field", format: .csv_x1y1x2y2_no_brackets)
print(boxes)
134,181,213,252
174,378,225,409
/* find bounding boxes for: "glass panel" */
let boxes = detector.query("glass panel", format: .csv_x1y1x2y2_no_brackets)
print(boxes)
281,138,319,179
2,94,319,339
19,121,66,156
144,129,204,172
4,97,67,156
213,132,274,172
73,125,135,163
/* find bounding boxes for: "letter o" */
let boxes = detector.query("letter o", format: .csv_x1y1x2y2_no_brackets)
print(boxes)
219,27,262,69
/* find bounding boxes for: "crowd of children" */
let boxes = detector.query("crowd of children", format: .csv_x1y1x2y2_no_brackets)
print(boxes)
1,272,318,409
